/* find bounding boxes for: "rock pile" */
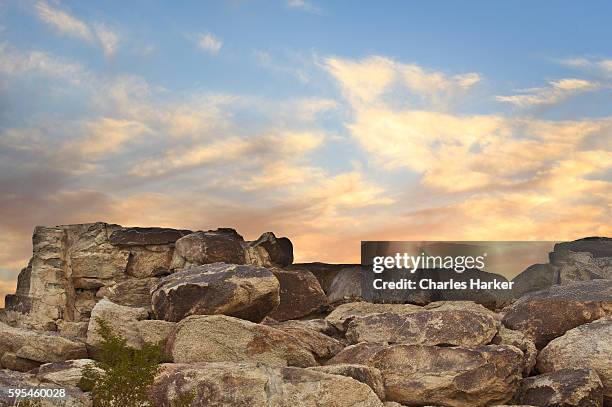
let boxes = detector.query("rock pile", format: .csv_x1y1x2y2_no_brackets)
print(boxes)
0,225,610,407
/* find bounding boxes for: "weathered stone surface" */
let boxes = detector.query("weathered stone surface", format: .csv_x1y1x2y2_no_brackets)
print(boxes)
148,362,384,407
537,317,612,404
557,251,612,284
0,369,92,406
167,315,317,367
0,322,87,364
249,232,294,266
124,246,175,278
86,299,149,350
268,268,328,321
308,364,385,400
492,326,537,376
109,227,192,246
0,352,41,372
329,343,523,407
325,302,422,331
151,263,280,322
345,302,499,347
57,321,89,338
550,238,612,264
514,368,603,407
502,280,612,348
96,277,160,309
263,320,344,362
136,320,176,346
170,229,249,268
511,263,559,297
289,263,365,303
36,359,100,387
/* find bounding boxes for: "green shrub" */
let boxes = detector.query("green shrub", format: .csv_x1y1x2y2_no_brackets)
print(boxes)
79,318,164,407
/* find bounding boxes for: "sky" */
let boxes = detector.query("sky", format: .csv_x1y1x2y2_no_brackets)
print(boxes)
1,0,611,305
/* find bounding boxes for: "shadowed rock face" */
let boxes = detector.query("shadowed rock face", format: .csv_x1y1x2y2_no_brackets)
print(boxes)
250,232,294,266
502,280,612,349
149,362,384,407
108,227,192,246
151,263,280,322
514,368,603,407
268,268,328,321
537,317,612,405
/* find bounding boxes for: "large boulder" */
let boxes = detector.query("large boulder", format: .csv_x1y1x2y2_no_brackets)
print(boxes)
86,299,149,350
268,268,328,321
327,343,386,366
170,229,248,268
328,344,524,407
345,301,499,347
502,280,612,348
167,315,317,367
288,263,365,303
148,362,383,407
36,359,100,387
95,277,160,309
514,368,603,407
0,322,87,364
511,263,559,297
537,317,612,404
325,302,422,331
248,232,294,266
491,326,537,376
151,263,280,322
263,320,344,362
557,251,612,284
307,364,386,400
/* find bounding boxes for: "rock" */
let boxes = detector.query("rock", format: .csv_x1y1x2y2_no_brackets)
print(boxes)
327,343,386,366
345,301,499,347
0,322,87,364
502,280,612,348
511,263,559,297
289,263,365,303
136,320,176,346
96,277,160,309
263,320,344,362
550,238,612,264
308,364,385,400
331,343,524,407
148,362,384,407
268,268,328,321
0,369,92,406
57,321,89,338
557,252,612,284
249,232,294,266
36,359,100,387
0,352,41,372
325,302,422,331
537,317,612,404
167,315,317,367
108,227,192,246
491,326,537,376
151,263,280,322
514,368,603,407
123,246,175,278
86,299,149,350
169,229,250,268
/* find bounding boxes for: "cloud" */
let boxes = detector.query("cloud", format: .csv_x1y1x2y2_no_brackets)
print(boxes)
558,57,612,77
495,78,599,107
34,1,120,57
286,0,320,14
196,33,222,55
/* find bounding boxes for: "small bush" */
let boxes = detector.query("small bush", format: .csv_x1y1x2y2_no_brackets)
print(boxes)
79,318,164,407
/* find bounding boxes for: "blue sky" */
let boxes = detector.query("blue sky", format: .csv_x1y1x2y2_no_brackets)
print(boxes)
0,0,611,302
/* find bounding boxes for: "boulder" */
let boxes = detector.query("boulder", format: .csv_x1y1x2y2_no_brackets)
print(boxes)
268,268,328,321
514,368,603,407
307,364,385,400
166,315,317,367
288,263,365,303
148,362,384,407
36,359,100,387
0,322,87,364
86,299,149,350
550,238,612,264
502,280,612,348
329,344,524,407
511,263,559,297
345,302,499,347
557,252,612,284
57,321,89,338
96,277,160,309
0,352,41,372
263,320,344,362
108,227,192,246
170,229,250,268
491,326,537,376
537,317,612,404
136,320,176,346
325,302,422,331
151,263,280,322
248,232,294,266
327,343,386,366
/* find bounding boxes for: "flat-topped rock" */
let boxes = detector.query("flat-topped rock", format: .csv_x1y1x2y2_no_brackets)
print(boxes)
108,227,192,246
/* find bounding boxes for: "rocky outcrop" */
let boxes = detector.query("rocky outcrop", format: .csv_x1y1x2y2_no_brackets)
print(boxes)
0,322,87,366
345,301,499,347
268,268,328,321
514,368,603,407
150,263,280,322
502,280,612,348
328,343,524,407
148,362,384,407
537,317,612,404
166,315,317,367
